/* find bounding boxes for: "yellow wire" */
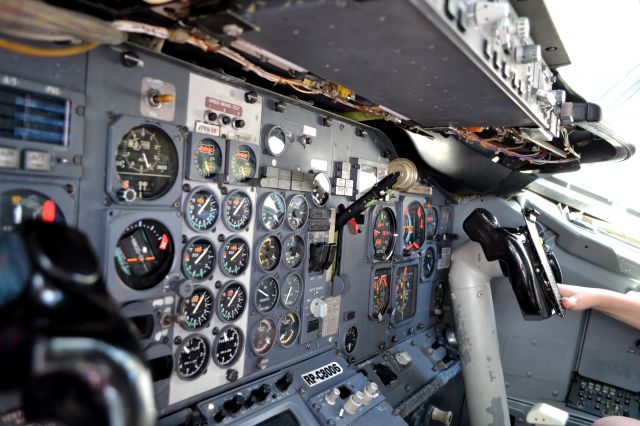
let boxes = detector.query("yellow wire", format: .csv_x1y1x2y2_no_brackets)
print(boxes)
0,38,97,57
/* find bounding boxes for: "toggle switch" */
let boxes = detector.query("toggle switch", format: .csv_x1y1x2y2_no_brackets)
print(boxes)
343,391,364,415
361,382,378,405
325,387,340,405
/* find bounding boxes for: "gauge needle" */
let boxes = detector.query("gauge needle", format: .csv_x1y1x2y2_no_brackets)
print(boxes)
195,245,210,264
184,346,191,354
12,203,22,225
233,198,246,215
285,287,292,303
227,289,239,306
192,295,204,314
258,288,269,297
198,196,211,215
142,152,150,169
230,245,244,260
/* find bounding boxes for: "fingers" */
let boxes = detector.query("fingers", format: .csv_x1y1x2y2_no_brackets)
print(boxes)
558,284,579,298
561,296,580,311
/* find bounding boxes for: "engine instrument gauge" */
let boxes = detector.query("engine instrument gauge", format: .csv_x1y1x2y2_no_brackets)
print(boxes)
371,268,391,318
278,311,300,347
255,276,279,313
372,208,396,260
265,126,287,156
182,238,216,281
393,265,418,323
229,145,256,182
286,194,309,230
283,234,305,269
311,173,331,207
344,326,358,354
425,207,438,240
441,207,452,234
192,138,222,178
115,124,178,200
251,318,277,355
222,191,252,231
257,235,281,272
0,190,65,235
213,326,243,367
176,334,209,380
424,247,436,278
185,188,219,231
216,282,247,322
220,238,249,276
281,273,302,309
114,219,174,290
178,287,214,330
402,201,426,254
260,192,286,230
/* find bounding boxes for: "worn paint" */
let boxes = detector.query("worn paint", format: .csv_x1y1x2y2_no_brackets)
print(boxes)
486,396,507,426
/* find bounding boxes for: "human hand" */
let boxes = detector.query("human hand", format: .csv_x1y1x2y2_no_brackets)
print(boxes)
558,284,603,311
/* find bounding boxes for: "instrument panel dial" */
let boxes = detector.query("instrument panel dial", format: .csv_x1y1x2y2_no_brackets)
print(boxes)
260,192,286,231
216,282,247,322
251,318,277,355
223,191,252,231
402,201,426,254
278,311,300,347
424,247,436,278
425,207,438,240
281,273,302,309
176,334,210,380
220,238,250,276
283,234,305,269
371,268,391,318
286,194,309,230
178,287,214,330
257,235,281,272
229,145,256,182
265,126,287,156
344,326,358,354
255,276,279,313
393,265,418,323
373,207,396,260
311,173,331,207
185,188,219,232
192,138,222,178
182,238,216,281
213,326,243,367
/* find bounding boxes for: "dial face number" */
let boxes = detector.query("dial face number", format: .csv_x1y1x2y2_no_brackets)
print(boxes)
178,287,214,330
371,268,391,318
223,191,252,231
255,276,279,313
260,192,286,230
114,219,174,290
344,326,358,354
213,326,243,367
192,138,222,178
220,238,249,276
283,234,305,269
182,239,216,281
373,208,396,260
311,173,331,207
266,126,287,156
216,282,247,322
229,145,256,182
281,273,302,308
257,235,281,272
286,194,309,230
251,318,277,355
393,265,418,323
0,190,65,235
278,311,300,347
115,125,178,200
176,334,209,380
425,207,438,240
185,188,219,231
402,201,426,254
424,247,436,279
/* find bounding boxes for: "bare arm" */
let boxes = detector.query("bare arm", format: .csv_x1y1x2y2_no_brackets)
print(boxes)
558,284,640,330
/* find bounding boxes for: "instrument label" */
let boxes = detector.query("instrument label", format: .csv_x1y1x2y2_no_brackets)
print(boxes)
194,121,221,137
301,362,343,387
205,96,243,116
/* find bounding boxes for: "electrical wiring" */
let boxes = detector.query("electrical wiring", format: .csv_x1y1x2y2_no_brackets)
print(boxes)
0,38,97,57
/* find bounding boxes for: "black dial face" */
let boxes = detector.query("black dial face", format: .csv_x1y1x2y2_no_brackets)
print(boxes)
393,265,418,323
265,126,287,156
281,273,302,308
424,247,436,278
425,207,438,240
344,326,358,354
114,219,174,290
223,191,252,231
311,173,331,207
257,235,281,272
192,138,222,178
220,238,249,276
278,311,300,347
402,201,426,254
185,188,219,231
216,282,247,322
182,238,216,281
286,194,309,230
373,208,396,260
371,268,391,318
255,276,279,313
115,125,178,200
178,287,214,330
229,145,256,182
213,326,243,367
260,192,286,231
283,234,305,269
176,334,209,380
0,190,65,235
251,318,277,355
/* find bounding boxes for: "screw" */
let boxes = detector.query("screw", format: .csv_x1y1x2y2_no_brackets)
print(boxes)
215,281,222,289
182,184,191,192
212,327,219,335
174,336,182,345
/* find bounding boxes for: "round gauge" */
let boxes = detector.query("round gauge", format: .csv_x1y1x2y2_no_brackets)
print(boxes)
265,126,287,156
229,145,256,182
278,311,300,347
311,173,331,207
192,138,222,178
394,265,418,323
286,194,309,230
424,247,436,278
216,282,247,322
372,208,396,260
182,238,216,281
176,334,210,380
213,326,243,367
372,268,391,318
441,207,452,234
185,188,219,231
425,207,438,240
344,326,358,354
251,318,277,355
260,192,286,231
281,273,302,308
257,235,281,272
220,238,250,277
255,276,279,313
115,124,178,200
178,287,214,330
0,190,65,234
402,201,426,254
222,191,252,231
114,219,174,290
283,234,305,269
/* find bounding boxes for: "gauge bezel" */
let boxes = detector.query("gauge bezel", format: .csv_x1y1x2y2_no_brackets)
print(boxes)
175,333,210,380
344,325,358,354
286,194,310,230
372,206,397,261
369,265,392,321
311,173,331,207
219,237,250,277
189,136,224,180
391,262,419,325
425,206,439,241
277,311,301,348
280,272,303,309
250,317,277,356
181,237,216,282
282,234,306,270
254,276,279,314
215,281,247,323
255,234,282,273
183,187,219,232
400,198,427,256
259,191,286,231
227,143,257,183
264,125,288,157
212,325,244,367
222,190,252,232
178,286,215,331
423,246,436,279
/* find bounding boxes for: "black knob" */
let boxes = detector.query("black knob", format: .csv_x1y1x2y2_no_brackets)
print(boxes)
252,384,271,404
226,368,239,382
221,115,232,125
223,394,245,416
245,90,259,104
233,119,245,129
275,371,293,392
207,111,218,122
